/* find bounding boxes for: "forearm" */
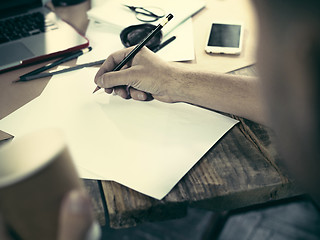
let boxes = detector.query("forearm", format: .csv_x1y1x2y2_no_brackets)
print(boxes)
170,66,268,125
95,48,268,125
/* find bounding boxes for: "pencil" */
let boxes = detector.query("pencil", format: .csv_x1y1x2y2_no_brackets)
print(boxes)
18,47,92,81
93,13,174,94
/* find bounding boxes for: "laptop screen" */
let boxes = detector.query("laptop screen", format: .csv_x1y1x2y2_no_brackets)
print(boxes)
0,0,42,18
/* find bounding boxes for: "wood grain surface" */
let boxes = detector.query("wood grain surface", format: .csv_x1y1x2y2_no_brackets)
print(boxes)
0,62,303,229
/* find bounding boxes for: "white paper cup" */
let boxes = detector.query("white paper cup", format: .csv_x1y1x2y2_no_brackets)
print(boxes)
0,128,83,240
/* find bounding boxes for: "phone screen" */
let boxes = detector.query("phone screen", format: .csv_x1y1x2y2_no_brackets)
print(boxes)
207,23,241,48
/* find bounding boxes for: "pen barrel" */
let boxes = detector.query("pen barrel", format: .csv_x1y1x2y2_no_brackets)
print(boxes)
113,24,163,71
19,47,91,81
19,59,104,82
93,14,173,93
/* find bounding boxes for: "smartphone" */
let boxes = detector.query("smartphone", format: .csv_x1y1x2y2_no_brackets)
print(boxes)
205,22,244,55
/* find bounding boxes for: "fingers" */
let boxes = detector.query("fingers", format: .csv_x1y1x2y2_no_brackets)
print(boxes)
57,190,100,240
129,88,148,101
111,87,148,101
97,66,150,100
95,67,136,89
113,86,129,99
104,88,113,94
94,47,149,90
93,46,161,101
94,47,135,84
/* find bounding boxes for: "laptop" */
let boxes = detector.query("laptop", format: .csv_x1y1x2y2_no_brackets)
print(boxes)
0,0,89,72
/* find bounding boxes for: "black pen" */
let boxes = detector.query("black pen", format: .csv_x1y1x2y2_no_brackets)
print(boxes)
14,59,105,82
93,13,174,94
18,47,92,81
152,36,176,53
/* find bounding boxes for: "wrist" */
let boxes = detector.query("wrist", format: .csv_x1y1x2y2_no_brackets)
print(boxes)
166,64,193,103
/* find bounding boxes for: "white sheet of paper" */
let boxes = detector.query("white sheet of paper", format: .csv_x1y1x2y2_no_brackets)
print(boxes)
77,18,195,64
156,19,194,62
0,68,238,199
87,0,206,36
77,21,123,65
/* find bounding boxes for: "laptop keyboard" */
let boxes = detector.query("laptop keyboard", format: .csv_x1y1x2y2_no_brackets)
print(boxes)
0,12,58,44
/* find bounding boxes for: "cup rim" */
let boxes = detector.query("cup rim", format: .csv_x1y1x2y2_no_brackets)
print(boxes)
0,128,66,188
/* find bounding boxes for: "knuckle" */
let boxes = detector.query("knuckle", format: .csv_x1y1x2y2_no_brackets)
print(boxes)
94,74,102,84
98,74,107,87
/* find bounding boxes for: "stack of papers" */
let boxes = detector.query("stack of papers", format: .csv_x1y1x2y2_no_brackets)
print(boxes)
79,0,206,64
77,18,195,64
87,0,206,36
0,68,238,199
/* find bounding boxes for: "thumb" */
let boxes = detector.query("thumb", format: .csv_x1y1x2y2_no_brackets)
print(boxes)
57,190,101,240
96,67,139,89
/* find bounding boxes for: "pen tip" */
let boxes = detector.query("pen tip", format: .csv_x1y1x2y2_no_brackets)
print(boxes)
92,86,100,94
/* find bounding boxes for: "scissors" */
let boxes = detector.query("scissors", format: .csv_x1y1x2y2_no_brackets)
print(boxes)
123,4,165,22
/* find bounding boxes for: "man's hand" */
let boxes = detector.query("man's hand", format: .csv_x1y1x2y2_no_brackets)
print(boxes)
94,46,181,103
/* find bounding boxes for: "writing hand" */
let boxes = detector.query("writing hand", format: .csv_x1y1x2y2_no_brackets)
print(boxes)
94,46,180,103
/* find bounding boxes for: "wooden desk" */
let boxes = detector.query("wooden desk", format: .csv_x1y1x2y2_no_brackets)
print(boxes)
97,66,303,228
0,64,303,229
0,0,303,230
